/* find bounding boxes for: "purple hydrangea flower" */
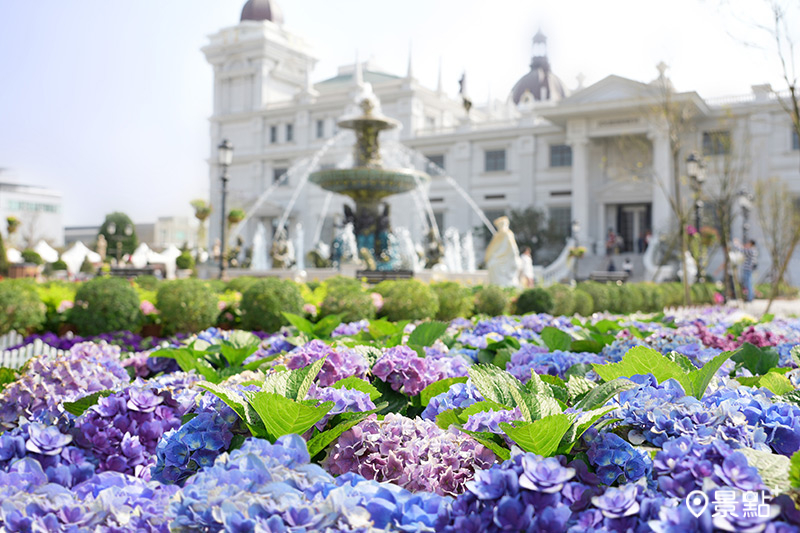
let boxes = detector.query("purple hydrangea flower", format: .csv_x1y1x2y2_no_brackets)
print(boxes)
519,455,576,493
591,484,640,518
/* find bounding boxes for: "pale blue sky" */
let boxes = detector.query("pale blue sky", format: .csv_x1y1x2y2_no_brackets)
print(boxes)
0,0,792,226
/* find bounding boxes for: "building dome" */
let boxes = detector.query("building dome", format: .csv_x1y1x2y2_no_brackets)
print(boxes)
240,0,284,24
510,31,567,105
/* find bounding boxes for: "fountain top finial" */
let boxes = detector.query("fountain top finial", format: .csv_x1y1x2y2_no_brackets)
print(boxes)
360,98,375,116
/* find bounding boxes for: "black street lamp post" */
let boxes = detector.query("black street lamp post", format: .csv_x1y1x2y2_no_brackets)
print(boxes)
217,139,233,280
686,152,706,282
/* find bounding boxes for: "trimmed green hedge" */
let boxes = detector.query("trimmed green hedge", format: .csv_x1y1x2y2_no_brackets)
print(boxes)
374,279,439,322
240,278,303,332
157,279,219,335
69,277,141,335
319,276,375,322
0,280,46,335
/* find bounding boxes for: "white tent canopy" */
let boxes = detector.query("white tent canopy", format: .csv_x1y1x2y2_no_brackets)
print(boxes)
6,248,21,264
61,241,100,275
33,240,59,263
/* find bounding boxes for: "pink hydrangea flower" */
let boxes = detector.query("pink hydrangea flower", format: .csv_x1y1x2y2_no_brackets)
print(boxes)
140,300,157,315
57,300,74,313
303,303,318,317
370,292,384,311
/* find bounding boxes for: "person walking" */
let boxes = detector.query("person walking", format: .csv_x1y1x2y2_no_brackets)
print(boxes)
738,239,758,302
519,247,534,288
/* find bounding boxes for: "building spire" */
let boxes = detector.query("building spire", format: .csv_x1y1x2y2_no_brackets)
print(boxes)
406,42,413,80
436,57,443,95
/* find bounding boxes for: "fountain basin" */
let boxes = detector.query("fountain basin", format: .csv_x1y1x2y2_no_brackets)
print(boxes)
309,167,428,202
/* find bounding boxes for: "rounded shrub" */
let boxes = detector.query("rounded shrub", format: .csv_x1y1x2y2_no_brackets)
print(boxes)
240,278,303,332
0,280,46,335
69,277,141,335
661,283,685,307
175,251,195,270
319,276,375,322
156,279,219,335
374,279,439,322
226,276,260,295
51,259,68,271
432,281,474,321
473,285,509,316
20,249,44,266
639,283,665,312
573,289,594,317
616,284,645,314
547,284,576,316
577,281,611,313
514,288,554,315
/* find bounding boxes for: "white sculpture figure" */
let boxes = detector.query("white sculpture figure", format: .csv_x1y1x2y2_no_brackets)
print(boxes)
485,216,522,287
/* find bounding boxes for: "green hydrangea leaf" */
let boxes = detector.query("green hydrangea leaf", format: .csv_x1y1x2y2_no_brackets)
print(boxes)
500,414,572,457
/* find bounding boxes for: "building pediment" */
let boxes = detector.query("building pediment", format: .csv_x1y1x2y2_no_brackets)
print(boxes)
541,75,711,127
562,75,656,106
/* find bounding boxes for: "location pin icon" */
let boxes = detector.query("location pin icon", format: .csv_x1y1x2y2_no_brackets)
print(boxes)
686,490,709,518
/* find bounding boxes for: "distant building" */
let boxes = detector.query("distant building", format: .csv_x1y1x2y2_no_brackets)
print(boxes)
0,174,63,247
203,0,800,278
64,226,99,247
154,216,194,249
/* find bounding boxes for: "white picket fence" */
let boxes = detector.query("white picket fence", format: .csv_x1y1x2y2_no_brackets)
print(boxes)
0,332,65,369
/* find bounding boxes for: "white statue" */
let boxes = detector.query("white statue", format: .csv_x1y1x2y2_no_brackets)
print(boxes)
485,216,522,287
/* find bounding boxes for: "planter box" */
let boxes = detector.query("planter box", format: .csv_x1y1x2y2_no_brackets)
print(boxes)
8,264,39,279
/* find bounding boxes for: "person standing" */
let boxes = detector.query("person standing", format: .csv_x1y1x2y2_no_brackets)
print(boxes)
622,257,633,277
519,247,534,288
740,239,758,302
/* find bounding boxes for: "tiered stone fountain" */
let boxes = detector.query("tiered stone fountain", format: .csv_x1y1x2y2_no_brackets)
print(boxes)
309,96,429,271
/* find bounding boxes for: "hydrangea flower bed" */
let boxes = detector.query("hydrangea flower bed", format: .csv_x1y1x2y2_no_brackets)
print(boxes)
1,306,800,531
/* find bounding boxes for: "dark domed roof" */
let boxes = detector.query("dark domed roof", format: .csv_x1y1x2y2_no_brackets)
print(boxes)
510,31,567,105
240,0,284,24
511,66,567,104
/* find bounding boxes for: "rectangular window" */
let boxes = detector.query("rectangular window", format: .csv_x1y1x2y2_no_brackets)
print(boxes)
286,124,294,142
548,206,572,238
434,212,445,233
702,131,731,155
273,168,288,184
484,149,506,172
316,119,325,139
792,129,799,150
426,154,445,170
270,126,277,144
549,144,573,167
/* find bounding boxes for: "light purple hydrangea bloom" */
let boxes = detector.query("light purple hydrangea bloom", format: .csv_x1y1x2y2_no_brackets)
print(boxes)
0,342,130,429
284,339,370,386
324,413,496,496
372,345,468,396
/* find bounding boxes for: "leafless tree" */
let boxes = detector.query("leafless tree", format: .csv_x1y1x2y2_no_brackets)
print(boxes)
755,177,800,312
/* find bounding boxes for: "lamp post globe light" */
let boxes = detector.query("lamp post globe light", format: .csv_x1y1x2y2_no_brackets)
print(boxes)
217,139,233,280
686,152,706,282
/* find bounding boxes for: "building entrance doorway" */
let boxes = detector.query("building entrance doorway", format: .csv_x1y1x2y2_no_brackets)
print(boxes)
616,204,651,253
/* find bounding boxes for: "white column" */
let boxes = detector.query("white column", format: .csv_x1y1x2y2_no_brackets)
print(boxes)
648,126,672,234
567,120,590,250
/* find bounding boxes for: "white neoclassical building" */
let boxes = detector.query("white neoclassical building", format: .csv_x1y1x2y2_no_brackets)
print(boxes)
203,0,800,279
